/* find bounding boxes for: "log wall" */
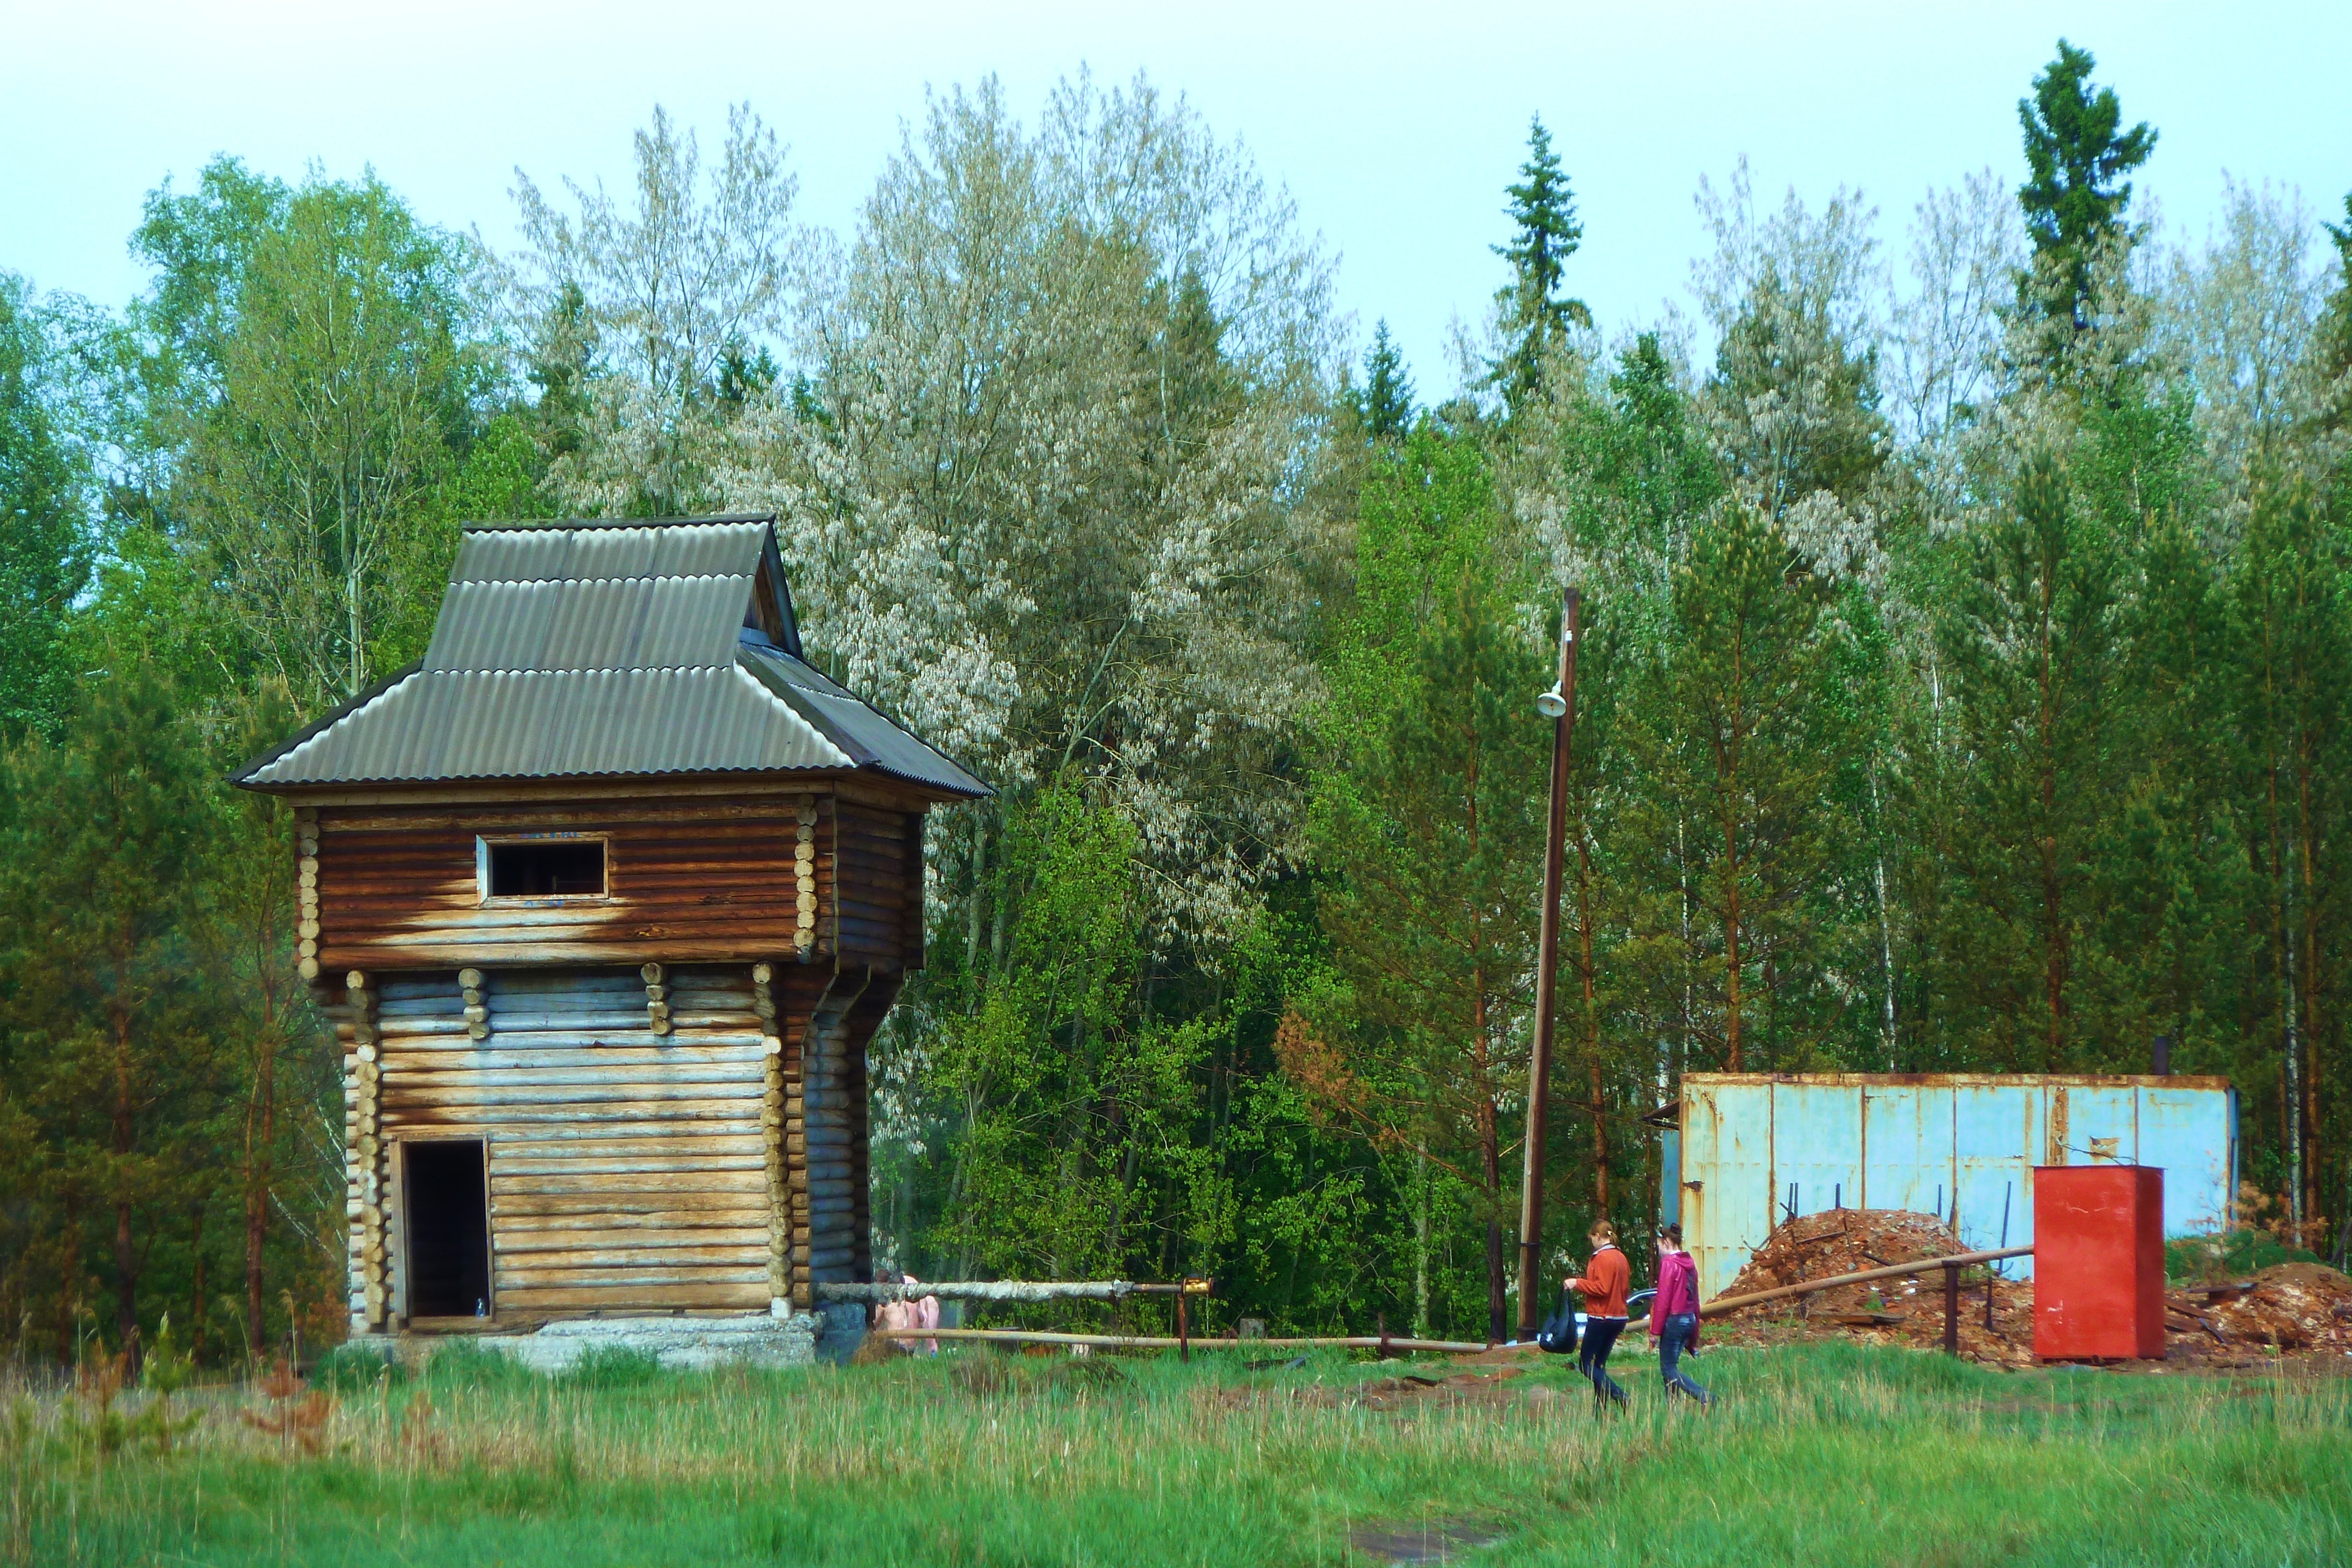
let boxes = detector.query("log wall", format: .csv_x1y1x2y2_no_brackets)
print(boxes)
333,957,902,1331
357,966,773,1321
303,791,930,976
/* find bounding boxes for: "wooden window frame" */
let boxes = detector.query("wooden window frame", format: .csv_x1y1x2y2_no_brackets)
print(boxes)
475,832,613,907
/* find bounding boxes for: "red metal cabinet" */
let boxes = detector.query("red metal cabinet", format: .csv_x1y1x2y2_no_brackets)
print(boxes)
2033,1165,2164,1360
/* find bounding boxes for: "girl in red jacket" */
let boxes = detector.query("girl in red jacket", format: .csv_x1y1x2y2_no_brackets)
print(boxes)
1565,1220,1631,1408
1647,1223,1713,1407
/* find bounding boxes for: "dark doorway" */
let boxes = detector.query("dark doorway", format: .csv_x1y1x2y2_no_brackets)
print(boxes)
404,1140,491,1318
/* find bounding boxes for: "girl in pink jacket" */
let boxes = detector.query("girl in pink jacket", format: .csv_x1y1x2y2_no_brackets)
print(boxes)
1647,1224,1713,1407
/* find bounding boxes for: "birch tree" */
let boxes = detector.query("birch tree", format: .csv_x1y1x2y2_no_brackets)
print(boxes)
502,104,800,516
172,173,475,708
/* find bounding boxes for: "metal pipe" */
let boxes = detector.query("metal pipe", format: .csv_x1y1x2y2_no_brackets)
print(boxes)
1699,1245,2033,1317
870,1327,1496,1354
816,1280,1173,1304
1516,586,1579,1338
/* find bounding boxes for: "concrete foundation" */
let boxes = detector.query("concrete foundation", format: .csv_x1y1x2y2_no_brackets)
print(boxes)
347,1312,819,1373
814,1302,867,1364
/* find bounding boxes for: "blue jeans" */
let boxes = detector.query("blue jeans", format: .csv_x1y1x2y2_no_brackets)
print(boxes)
1658,1312,1710,1404
1578,1317,1628,1406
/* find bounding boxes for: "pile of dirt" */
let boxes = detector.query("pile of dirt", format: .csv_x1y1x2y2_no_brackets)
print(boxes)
2166,1263,2352,1367
1707,1208,2036,1366
1707,1209,2352,1373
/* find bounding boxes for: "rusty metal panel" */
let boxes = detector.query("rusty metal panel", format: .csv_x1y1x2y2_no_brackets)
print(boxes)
1861,1081,1951,1218
2139,1084,2235,1239
2065,1085,2140,1166
1682,1080,1775,1301
1954,1084,2040,1275
1772,1081,1863,1220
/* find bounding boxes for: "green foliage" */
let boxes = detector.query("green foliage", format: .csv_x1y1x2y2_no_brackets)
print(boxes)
0,274,93,740
2018,38,2157,334
1628,501,1856,1071
2167,1227,2324,1282
1491,117,1590,408
1934,455,2123,1068
1356,320,1413,442
310,1342,402,1393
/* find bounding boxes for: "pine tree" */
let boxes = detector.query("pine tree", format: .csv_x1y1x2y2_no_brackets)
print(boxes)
0,658,224,1359
1491,118,1590,408
1937,455,2123,1069
2231,483,2349,1241
2017,39,2157,337
1631,502,1850,1072
1307,565,1548,1345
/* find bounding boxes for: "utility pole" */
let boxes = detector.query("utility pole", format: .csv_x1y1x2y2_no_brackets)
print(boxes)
1517,587,1580,1339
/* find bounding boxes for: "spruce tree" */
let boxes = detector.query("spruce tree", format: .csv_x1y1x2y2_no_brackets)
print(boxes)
1360,321,1414,443
2017,39,2157,337
1491,117,1590,408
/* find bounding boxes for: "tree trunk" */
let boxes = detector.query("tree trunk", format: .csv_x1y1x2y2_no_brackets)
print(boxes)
1411,1148,1431,1340
110,1002,140,1365
188,1200,208,1363
2038,559,2066,1068
246,1027,278,1364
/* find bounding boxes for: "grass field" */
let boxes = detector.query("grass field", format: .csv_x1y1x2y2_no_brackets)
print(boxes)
7,1339,2349,1567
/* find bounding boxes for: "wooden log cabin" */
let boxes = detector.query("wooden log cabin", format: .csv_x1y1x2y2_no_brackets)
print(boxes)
234,515,986,1339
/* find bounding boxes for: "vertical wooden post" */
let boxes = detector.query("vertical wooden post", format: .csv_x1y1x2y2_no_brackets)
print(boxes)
349,970,384,1333
296,810,321,983
754,961,791,1312
1517,587,1580,1338
1943,1263,1960,1355
794,799,818,961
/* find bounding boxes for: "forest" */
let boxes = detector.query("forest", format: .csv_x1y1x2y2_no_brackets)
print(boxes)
1,41,2347,1361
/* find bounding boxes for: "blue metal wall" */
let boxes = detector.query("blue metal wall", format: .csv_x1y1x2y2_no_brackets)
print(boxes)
1672,1075,2238,1301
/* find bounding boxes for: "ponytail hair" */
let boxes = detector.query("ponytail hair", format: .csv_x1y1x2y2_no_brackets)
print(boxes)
1656,1223,1683,1248
1588,1220,1618,1245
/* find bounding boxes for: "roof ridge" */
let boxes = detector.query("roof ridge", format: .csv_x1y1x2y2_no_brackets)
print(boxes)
459,514,777,533
448,572,758,585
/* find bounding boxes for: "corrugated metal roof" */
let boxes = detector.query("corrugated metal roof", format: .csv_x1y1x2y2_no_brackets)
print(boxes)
234,516,987,797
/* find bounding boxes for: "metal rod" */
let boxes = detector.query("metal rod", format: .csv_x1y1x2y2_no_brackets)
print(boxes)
814,1280,1208,1304
1943,1263,1960,1355
869,1328,1498,1354
1516,586,1579,1338
1177,1284,1190,1364
1699,1246,2034,1317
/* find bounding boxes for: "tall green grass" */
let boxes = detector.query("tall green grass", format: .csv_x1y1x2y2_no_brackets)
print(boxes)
6,1343,2346,1566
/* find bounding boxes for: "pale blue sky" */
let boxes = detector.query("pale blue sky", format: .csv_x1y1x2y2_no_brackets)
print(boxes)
6,1,2347,391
